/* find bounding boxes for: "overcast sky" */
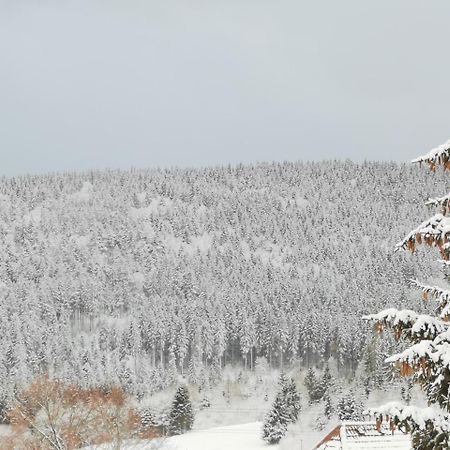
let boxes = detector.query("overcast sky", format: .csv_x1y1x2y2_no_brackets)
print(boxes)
1,0,450,176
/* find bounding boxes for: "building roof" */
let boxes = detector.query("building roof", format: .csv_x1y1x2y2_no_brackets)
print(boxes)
314,421,412,450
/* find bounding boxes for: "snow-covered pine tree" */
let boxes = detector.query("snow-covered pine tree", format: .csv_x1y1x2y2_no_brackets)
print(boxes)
284,378,301,422
304,367,323,403
262,391,289,445
321,365,332,392
140,408,157,429
364,139,450,449
337,391,361,421
262,374,300,445
324,392,332,420
167,386,194,436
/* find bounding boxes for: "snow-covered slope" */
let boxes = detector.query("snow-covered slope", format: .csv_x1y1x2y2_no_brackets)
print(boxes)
165,422,275,450
84,423,277,450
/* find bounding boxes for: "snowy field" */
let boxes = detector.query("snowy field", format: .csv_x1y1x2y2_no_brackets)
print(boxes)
164,422,276,450
85,421,325,450
84,424,274,450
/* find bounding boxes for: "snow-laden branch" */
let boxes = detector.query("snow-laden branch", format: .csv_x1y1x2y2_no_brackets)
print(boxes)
412,140,450,168
409,280,450,303
385,340,434,365
363,308,448,342
396,214,450,259
386,338,450,377
366,402,450,432
426,192,450,212
409,279,450,319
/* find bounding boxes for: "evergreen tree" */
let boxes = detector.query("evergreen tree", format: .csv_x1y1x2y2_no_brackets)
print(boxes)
318,365,333,399
365,139,450,449
262,391,289,445
140,409,157,429
337,391,361,421
284,378,301,422
167,386,194,436
304,368,322,403
323,392,332,420
262,374,300,445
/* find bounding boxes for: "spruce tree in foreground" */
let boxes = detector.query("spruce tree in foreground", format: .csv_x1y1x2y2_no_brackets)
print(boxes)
337,391,361,421
262,374,301,444
364,139,450,449
262,391,289,444
284,378,301,422
304,368,322,403
323,392,332,420
167,386,194,436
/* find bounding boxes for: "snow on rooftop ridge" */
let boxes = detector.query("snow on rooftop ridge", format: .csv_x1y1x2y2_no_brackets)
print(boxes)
412,139,450,164
315,420,411,450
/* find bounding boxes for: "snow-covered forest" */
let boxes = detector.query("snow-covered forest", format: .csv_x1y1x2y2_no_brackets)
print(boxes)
0,160,445,400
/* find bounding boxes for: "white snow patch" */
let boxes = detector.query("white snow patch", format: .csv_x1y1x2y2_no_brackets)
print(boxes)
163,233,213,255
0,194,11,210
136,192,147,204
240,241,252,260
130,197,174,219
295,195,310,209
196,204,208,217
82,423,275,450
70,234,90,248
142,223,156,239
23,207,42,226
165,422,275,450
69,182,93,204
130,271,146,286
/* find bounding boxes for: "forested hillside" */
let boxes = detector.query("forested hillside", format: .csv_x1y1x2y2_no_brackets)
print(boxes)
0,161,445,399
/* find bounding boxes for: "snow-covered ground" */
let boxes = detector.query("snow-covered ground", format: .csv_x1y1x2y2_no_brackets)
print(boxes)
85,421,325,450
84,423,273,450
164,422,275,450
164,422,324,450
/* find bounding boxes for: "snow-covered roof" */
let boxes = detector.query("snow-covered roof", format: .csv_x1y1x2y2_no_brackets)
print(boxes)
314,421,411,450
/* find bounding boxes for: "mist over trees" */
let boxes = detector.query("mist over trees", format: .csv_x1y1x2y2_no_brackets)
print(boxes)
0,160,444,399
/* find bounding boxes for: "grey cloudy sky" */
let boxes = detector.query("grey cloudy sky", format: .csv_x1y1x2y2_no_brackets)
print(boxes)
1,0,450,176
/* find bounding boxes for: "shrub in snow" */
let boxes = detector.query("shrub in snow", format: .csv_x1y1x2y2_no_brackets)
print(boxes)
364,139,450,449
168,385,194,436
141,408,157,428
200,396,211,410
0,377,140,449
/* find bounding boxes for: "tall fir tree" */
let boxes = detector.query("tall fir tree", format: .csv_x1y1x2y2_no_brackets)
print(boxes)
262,373,301,445
262,391,289,445
365,139,450,449
337,391,361,421
284,378,301,422
323,392,332,420
304,368,323,403
167,386,194,436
